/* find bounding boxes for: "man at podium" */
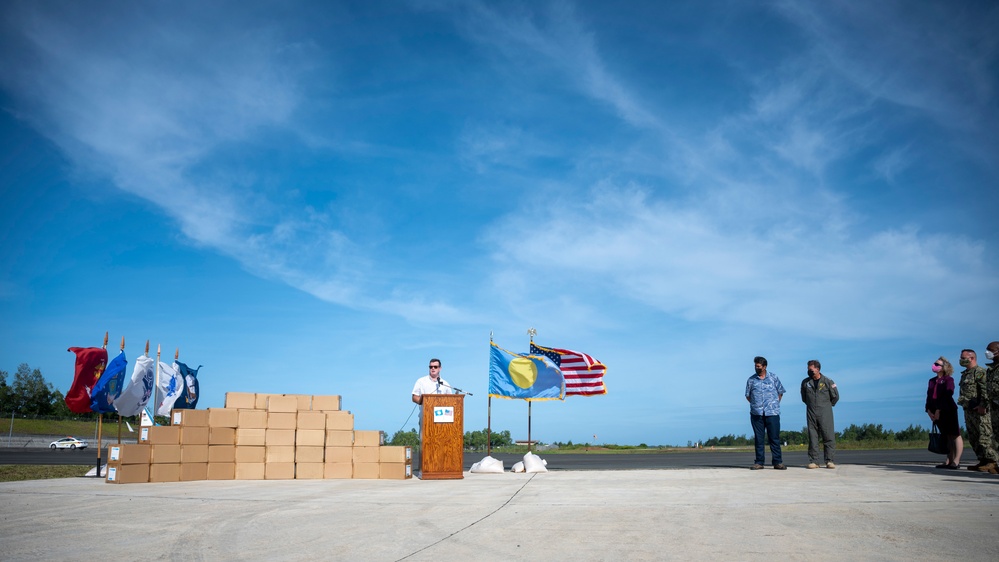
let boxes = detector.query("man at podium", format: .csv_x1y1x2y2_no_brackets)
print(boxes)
412,358,453,404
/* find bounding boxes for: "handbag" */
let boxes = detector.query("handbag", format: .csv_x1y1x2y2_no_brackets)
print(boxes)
927,423,948,455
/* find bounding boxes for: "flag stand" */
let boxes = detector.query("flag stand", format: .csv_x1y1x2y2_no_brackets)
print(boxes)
94,332,109,477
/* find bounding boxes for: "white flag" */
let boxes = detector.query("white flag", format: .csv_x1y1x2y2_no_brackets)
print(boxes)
113,354,155,416
156,361,183,416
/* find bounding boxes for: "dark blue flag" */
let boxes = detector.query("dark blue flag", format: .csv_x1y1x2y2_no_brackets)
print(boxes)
173,361,202,409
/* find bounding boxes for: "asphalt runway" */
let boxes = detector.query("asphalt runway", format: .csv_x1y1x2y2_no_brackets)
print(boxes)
0,446,959,470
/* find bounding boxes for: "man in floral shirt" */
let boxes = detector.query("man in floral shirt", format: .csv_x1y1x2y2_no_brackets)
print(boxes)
746,356,786,470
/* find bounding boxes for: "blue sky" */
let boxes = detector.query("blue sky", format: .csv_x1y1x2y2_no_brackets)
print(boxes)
1,1,997,446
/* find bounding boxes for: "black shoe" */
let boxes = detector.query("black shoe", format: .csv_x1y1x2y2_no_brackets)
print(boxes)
773,464,786,470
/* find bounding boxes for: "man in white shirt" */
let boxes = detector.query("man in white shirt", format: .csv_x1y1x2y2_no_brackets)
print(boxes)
412,358,453,404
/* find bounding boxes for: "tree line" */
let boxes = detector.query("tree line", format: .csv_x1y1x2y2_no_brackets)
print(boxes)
701,423,934,447
388,428,514,450
0,363,80,418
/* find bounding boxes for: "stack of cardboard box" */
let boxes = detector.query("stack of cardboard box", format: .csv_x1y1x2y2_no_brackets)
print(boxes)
105,392,412,484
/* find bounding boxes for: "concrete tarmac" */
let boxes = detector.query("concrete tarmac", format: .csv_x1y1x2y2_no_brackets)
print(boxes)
2,463,998,561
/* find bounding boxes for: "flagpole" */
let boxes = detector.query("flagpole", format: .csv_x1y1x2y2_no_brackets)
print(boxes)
527,328,536,453
154,344,161,422
116,336,124,445
95,332,108,477
487,331,493,457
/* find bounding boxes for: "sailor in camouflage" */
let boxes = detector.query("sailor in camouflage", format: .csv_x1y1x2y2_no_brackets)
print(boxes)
986,341,999,470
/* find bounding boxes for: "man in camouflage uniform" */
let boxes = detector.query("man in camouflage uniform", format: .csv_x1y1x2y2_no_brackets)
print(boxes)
957,348,996,473
986,341,999,473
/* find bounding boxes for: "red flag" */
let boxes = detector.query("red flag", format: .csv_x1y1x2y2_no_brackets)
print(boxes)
66,347,107,413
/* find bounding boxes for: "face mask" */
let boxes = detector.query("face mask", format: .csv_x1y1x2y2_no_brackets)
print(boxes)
754,366,763,374
959,358,970,367
931,364,942,373
987,350,996,361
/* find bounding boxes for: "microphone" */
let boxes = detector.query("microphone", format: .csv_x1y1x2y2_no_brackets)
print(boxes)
437,379,473,396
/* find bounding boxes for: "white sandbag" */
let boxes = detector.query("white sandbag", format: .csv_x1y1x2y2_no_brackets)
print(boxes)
469,455,505,473
522,452,548,473
511,461,525,473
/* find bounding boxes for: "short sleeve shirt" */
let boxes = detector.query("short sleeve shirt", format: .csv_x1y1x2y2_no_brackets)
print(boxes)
412,375,453,397
746,372,786,416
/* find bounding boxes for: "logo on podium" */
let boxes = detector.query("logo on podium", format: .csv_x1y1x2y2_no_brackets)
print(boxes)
433,406,454,423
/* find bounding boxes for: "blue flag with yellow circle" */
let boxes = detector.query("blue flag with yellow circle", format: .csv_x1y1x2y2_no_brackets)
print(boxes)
489,342,565,401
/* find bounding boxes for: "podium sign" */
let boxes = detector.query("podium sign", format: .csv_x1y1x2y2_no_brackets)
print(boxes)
421,394,464,479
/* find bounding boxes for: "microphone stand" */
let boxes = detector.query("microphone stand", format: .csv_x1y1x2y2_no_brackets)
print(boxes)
436,379,473,396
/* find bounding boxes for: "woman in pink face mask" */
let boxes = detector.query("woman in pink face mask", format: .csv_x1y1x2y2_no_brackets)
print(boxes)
926,357,963,468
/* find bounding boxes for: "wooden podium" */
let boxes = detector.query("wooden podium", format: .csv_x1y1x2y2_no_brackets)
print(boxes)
420,394,464,479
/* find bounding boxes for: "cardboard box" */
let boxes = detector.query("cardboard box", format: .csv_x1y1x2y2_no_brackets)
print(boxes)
207,462,235,480
312,395,341,411
296,446,324,464
265,445,295,463
150,444,181,464
352,446,380,464
353,462,379,479
139,426,151,443
208,445,236,464
266,395,298,413
325,430,353,447
235,446,265,463
209,427,236,446
147,426,181,445
325,411,354,431
238,409,268,429
287,394,312,411
295,429,324,447
267,412,297,430
265,429,296,446
107,444,151,465
225,392,256,409
379,463,413,480
296,411,326,430
295,462,324,479
324,462,352,479
254,393,282,410
265,462,295,480
180,463,208,482
208,408,239,428
379,446,412,464
171,409,209,427
325,446,352,464
353,430,381,447
106,463,149,484
180,426,210,445
235,428,266,446
149,463,181,482
235,463,265,480
181,445,209,464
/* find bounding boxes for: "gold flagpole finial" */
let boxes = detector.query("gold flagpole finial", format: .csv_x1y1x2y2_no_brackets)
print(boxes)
120,336,125,351
103,332,109,349
175,348,180,361
145,340,150,355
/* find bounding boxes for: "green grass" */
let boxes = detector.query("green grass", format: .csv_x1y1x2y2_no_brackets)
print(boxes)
5,417,138,438
0,465,92,482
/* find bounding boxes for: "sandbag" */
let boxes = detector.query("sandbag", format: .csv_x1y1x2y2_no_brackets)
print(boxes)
469,455,505,473
511,461,525,473
522,452,548,473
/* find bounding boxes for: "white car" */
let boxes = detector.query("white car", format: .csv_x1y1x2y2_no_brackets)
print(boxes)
49,437,88,450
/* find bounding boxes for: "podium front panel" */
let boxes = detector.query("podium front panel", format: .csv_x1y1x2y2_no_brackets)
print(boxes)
420,394,464,479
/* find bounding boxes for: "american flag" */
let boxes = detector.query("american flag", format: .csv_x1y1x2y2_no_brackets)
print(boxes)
530,343,607,396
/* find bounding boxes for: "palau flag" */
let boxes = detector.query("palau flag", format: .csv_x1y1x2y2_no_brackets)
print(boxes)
66,347,108,414
172,361,202,409
90,350,127,413
155,361,184,416
489,342,565,401
114,354,155,417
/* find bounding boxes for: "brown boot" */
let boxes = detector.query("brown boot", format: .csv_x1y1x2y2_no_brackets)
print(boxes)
981,462,998,474
967,461,983,471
